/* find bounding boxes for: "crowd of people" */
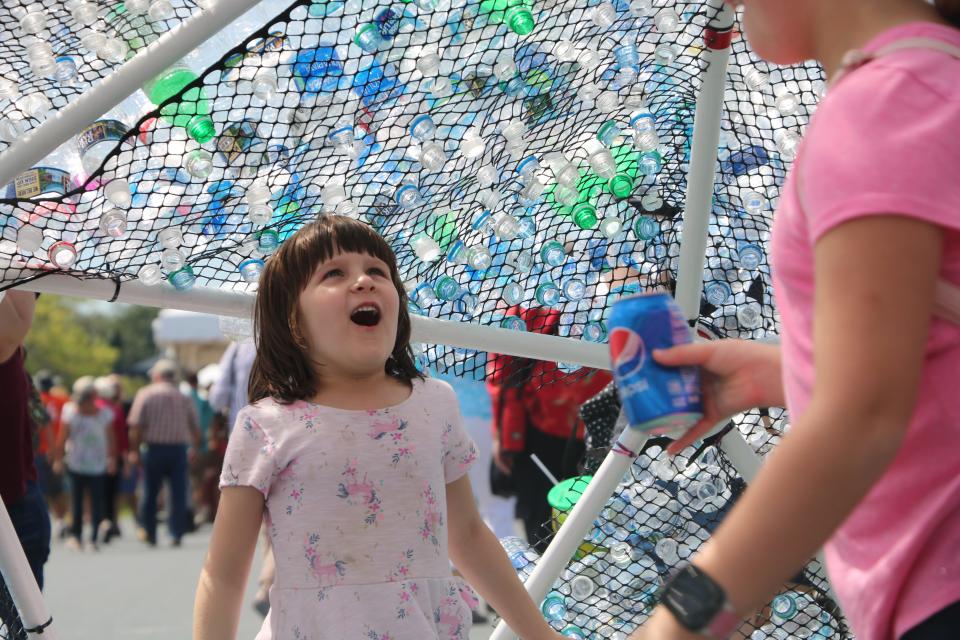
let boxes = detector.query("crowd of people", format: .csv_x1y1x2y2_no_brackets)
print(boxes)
0,287,239,609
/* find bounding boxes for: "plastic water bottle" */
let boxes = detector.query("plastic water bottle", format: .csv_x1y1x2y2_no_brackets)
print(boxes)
24,37,57,79
167,264,196,291
535,279,561,307
410,233,442,262
540,240,567,267
541,591,567,622
736,301,763,329
478,0,537,35
77,120,132,176
740,189,767,216
584,140,617,180
653,8,680,33
502,281,524,305
18,93,53,122
395,184,424,209
67,0,98,25
459,129,486,160
434,275,461,302
141,63,216,143
501,314,527,331
417,140,447,172
590,2,617,28
99,210,128,238
704,281,732,306
14,4,48,35
737,243,763,270
48,241,78,269
238,259,265,283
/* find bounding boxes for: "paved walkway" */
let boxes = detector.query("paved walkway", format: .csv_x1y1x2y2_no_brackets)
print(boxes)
40,517,497,639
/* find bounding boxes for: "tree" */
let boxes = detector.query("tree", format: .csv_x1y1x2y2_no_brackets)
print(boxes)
76,303,160,375
25,295,119,383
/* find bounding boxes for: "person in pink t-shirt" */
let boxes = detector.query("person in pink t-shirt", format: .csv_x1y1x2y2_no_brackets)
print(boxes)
631,2,960,640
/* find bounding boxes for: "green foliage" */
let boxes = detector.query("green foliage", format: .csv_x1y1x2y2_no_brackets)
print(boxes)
24,296,161,384
25,296,119,383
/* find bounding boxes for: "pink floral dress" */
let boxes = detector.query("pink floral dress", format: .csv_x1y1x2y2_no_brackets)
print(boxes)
220,377,479,640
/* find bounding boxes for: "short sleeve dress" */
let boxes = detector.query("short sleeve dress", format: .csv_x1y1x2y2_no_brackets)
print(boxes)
220,377,479,640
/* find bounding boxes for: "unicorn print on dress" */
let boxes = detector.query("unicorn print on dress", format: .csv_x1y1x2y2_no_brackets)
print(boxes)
418,484,443,550
337,459,383,525
304,533,347,587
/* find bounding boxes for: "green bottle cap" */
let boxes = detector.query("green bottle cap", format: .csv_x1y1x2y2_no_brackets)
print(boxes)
609,174,634,200
572,203,598,230
187,115,216,144
505,5,535,35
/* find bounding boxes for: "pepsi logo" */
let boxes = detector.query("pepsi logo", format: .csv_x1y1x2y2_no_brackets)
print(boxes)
609,327,646,379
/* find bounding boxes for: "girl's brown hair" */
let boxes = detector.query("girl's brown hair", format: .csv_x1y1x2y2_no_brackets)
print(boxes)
248,215,422,405
935,0,960,28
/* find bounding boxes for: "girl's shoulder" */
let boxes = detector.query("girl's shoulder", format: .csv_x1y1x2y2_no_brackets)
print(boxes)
238,396,305,421
414,376,457,404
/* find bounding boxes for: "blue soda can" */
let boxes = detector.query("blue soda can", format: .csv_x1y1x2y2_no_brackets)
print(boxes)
607,293,702,435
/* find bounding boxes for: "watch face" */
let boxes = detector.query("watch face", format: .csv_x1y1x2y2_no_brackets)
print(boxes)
661,565,726,631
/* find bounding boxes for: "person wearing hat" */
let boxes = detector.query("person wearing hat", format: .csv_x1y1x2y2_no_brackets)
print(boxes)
128,358,201,547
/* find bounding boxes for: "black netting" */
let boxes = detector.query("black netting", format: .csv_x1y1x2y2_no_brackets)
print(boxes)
503,441,849,639
0,577,27,640
0,0,815,391
0,0,203,141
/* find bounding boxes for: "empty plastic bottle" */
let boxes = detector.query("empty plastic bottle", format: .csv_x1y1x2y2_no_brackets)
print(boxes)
142,63,216,143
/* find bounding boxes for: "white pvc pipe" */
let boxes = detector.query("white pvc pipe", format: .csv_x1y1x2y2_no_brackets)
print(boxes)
0,498,57,639
674,0,736,322
490,424,649,640
7,273,612,370
0,0,265,188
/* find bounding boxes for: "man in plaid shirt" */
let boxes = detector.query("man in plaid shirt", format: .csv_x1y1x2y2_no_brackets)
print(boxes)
128,359,200,547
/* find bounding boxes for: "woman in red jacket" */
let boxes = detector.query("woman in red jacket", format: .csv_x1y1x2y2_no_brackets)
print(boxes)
487,305,612,552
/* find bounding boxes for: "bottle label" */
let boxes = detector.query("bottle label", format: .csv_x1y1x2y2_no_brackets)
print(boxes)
292,47,343,94
7,167,71,199
76,120,129,157
217,120,261,164
223,31,286,82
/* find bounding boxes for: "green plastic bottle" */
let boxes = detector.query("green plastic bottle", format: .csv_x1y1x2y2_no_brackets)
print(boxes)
478,0,536,35
142,63,216,143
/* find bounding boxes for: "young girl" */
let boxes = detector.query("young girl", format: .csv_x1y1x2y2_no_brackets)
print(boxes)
632,2,960,639
193,216,566,640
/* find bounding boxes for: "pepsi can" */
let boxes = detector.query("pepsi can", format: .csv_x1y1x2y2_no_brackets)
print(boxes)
608,293,702,435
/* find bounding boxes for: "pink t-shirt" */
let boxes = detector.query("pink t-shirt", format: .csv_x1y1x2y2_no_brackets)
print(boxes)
770,22,960,640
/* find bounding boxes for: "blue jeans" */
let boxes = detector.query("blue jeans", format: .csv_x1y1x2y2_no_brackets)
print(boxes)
68,471,105,543
5,481,51,590
140,444,188,543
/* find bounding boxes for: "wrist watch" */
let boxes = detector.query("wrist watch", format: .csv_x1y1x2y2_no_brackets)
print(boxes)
659,564,741,639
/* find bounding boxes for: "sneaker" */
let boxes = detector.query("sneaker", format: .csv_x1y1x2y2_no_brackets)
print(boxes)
66,537,82,551
171,537,182,548
88,541,100,552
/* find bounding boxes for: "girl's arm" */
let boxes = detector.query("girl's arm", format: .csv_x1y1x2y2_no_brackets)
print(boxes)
636,215,944,638
194,486,265,640
446,474,561,640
